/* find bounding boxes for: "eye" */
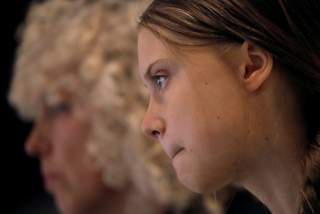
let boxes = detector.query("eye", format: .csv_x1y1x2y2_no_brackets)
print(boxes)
152,74,168,90
48,103,71,116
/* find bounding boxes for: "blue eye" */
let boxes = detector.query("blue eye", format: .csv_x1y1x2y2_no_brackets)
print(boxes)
152,75,167,90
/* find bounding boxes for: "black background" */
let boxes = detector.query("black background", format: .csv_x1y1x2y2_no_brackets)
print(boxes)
1,1,49,213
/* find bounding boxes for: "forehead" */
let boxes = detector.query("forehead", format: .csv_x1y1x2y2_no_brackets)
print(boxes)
138,28,174,71
137,28,231,72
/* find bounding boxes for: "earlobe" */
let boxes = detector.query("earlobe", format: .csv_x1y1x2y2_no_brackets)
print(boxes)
239,41,273,92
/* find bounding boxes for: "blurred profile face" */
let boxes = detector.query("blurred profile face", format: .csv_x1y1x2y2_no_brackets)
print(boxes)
25,91,111,214
138,29,260,194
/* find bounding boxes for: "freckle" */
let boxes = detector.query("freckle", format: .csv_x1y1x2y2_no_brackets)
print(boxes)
204,81,208,86
264,136,270,142
216,116,221,120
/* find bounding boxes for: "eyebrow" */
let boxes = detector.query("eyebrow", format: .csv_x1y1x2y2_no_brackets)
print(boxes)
143,59,161,81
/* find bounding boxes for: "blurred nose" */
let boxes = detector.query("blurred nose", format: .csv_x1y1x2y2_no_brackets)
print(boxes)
142,102,165,140
25,120,51,158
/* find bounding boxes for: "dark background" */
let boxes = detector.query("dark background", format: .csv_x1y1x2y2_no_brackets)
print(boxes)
2,0,55,213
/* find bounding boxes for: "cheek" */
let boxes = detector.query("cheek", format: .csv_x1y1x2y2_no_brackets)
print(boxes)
175,124,245,193
55,175,105,214
173,93,250,191
164,87,201,131
52,119,92,178
188,76,250,154
190,93,249,166
68,165,103,192
52,118,89,152
57,142,104,202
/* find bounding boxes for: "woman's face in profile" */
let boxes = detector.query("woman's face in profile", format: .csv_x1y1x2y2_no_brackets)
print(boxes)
138,29,256,193
24,91,111,214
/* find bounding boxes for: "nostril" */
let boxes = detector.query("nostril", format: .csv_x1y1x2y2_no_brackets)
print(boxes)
151,130,160,138
143,116,165,139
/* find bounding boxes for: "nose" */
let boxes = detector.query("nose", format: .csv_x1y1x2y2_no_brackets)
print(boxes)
25,122,51,158
142,103,165,140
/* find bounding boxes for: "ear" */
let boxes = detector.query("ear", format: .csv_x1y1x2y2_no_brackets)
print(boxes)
239,41,273,92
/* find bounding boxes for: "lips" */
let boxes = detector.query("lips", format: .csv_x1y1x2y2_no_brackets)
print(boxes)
43,173,56,190
172,147,184,159
42,170,61,192
160,140,184,159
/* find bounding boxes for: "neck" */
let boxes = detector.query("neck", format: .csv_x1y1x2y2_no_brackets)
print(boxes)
236,71,308,214
239,146,304,214
238,112,306,214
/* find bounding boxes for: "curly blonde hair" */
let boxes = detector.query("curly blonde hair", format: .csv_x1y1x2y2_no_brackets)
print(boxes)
9,0,223,212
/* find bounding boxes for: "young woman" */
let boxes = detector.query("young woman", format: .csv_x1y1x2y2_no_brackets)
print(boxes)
8,0,221,213
137,1,320,213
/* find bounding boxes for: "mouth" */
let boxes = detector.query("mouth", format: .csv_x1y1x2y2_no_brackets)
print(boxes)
160,140,185,160
43,171,60,192
172,147,184,159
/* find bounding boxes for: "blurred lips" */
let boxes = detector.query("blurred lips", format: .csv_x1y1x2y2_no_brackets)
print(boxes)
43,170,61,192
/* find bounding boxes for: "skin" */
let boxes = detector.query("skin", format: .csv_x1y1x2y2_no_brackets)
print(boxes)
138,28,306,214
25,92,130,214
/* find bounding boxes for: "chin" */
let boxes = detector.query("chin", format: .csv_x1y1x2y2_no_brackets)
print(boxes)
58,204,83,214
175,161,228,194
56,196,78,214
180,175,214,194
174,165,209,194
173,154,210,193
57,201,71,214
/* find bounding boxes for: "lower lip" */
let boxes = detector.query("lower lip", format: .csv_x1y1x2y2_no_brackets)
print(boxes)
172,149,185,170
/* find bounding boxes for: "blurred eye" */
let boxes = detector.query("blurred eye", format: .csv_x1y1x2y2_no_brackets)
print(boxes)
48,103,71,116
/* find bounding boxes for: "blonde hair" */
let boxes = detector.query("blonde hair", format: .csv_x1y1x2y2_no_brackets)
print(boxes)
9,0,223,212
